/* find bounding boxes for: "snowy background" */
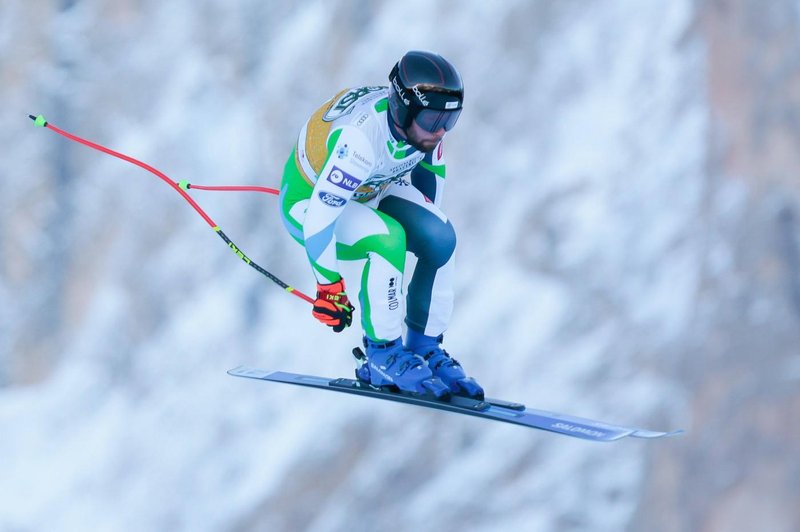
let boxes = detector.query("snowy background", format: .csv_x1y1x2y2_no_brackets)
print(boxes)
2,1,800,531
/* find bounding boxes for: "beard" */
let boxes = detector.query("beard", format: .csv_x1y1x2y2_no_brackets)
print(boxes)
406,127,441,153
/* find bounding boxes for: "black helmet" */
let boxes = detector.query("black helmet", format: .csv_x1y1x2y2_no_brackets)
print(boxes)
388,50,464,133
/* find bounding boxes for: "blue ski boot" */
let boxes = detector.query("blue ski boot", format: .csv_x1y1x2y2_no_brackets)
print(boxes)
358,337,450,399
406,331,485,400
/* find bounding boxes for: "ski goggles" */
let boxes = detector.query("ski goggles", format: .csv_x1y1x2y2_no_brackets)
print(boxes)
413,108,462,133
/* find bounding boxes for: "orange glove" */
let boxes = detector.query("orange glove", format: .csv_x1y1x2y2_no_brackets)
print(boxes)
312,279,354,333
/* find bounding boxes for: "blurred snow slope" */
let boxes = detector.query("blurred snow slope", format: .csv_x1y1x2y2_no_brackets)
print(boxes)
2,1,799,531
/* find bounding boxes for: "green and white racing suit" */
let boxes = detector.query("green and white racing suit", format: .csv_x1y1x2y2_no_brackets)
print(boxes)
280,86,455,342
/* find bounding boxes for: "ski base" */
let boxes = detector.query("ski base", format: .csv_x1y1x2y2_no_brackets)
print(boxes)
227,366,683,442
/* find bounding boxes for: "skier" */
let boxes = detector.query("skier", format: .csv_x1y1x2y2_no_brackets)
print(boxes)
279,50,483,399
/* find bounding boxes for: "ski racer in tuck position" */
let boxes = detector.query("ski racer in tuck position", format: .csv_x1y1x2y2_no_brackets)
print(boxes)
279,50,483,400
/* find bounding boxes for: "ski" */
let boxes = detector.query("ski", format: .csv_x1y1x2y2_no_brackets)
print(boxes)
227,366,683,442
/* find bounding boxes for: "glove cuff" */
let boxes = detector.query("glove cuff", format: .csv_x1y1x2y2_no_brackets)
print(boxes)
317,278,346,294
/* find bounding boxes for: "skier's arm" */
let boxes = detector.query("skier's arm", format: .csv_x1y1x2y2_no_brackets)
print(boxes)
410,141,447,207
303,125,374,283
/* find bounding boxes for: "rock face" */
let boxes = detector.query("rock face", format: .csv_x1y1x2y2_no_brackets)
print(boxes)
632,2,800,531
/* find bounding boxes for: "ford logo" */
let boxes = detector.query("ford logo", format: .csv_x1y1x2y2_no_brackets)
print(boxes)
318,191,347,207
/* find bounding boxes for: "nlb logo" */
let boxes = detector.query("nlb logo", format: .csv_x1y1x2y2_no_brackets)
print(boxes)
328,169,345,184
326,165,361,191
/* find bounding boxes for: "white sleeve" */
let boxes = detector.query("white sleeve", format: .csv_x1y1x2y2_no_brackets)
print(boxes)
302,125,375,284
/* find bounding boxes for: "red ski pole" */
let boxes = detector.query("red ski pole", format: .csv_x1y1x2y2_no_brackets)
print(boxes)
29,114,313,304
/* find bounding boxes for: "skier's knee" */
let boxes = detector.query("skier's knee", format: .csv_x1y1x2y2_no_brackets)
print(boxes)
418,219,456,268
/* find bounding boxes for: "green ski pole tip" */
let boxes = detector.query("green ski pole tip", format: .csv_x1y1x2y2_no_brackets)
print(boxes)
29,114,48,127
178,180,190,190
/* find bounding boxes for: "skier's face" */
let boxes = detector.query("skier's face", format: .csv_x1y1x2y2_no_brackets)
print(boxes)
406,120,445,153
